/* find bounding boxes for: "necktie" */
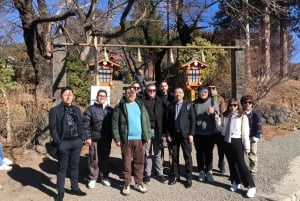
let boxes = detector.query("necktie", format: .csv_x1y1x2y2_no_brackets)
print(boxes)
224,115,232,143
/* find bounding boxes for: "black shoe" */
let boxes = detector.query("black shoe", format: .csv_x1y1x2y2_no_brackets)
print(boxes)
143,175,151,184
71,188,87,196
158,175,167,184
168,176,180,185
185,179,192,188
55,192,64,201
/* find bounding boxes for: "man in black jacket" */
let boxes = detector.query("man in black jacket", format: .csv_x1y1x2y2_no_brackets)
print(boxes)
157,80,174,167
141,83,167,184
49,87,88,201
83,89,113,189
167,87,196,188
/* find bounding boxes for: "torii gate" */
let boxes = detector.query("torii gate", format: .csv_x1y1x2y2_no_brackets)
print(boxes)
52,37,245,105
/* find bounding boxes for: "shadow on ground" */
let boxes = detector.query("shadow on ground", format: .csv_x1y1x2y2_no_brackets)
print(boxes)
7,163,57,198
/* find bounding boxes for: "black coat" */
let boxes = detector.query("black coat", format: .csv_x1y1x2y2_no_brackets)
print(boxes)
141,95,166,137
167,101,196,138
82,103,113,141
49,103,87,146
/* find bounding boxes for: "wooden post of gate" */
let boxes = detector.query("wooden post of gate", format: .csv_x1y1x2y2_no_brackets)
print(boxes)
52,34,67,106
231,39,246,100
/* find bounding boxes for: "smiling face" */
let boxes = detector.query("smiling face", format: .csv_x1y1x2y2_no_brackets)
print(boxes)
174,88,184,103
242,99,253,112
125,87,137,103
228,100,239,112
97,91,107,105
198,89,209,99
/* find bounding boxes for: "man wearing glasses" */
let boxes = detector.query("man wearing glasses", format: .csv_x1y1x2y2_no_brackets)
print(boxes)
131,82,144,98
141,83,167,184
83,90,114,189
208,82,226,173
240,95,263,174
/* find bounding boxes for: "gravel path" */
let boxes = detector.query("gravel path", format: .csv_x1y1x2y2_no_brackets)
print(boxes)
0,130,299,201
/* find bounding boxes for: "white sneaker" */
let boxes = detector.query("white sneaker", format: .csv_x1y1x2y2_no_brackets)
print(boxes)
198,170,205,182
122,185,130,195
101,178,111,187
246,187,256,198
206,170,214,182
88,180,96,189
0,164,12,171
3,158,13,165
230,182,241,192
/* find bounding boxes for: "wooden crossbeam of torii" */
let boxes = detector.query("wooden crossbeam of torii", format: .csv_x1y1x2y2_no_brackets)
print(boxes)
52,42,245,50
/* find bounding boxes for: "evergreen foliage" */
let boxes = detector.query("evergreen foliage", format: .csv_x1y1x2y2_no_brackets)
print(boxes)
177,37,230,84
0,58,20,91
66,56,91,107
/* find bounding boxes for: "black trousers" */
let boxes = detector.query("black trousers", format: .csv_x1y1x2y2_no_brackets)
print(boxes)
223,138,255,188
57,138,83,193
194,135,215,172
170,132,193,179
215,133,225,168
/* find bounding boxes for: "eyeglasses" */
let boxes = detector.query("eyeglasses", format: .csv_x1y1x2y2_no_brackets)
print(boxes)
199,90,208,94
230,104,238,107
133,86,140,90
243,101,253,105
98,95,106,98
147,89,156,93
209,86,216,90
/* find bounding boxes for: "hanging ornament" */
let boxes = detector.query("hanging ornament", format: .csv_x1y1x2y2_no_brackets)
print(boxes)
104,47,109,61
93,36,99,72
201,49,206,63
137,48,142,62
169,49,174,64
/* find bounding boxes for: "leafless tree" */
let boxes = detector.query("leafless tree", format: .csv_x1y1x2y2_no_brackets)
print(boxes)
11,0,147,107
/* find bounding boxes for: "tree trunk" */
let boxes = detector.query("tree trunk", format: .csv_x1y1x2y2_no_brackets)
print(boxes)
280,0,289,78
1,89,13,143
259,6,271,83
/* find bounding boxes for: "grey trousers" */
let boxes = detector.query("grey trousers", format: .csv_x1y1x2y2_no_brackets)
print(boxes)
144,128,164,176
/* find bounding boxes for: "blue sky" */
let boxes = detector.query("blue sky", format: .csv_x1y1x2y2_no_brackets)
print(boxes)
2,0,299,64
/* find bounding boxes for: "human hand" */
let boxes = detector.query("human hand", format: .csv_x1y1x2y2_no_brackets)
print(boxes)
208,106,215,114
167,134,172,142
116,141,121,147
85,138,92,146
188,135,193,144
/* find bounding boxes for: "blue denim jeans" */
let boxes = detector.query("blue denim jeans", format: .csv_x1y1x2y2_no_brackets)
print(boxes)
0,144,4,166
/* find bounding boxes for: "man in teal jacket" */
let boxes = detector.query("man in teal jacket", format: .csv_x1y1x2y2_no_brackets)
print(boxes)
112,86,151,195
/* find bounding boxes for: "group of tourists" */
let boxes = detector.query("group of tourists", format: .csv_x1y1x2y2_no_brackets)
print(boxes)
48,78,262,201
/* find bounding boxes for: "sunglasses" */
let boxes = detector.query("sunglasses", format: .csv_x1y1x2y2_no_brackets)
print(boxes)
199,90,208,94
133,86,140,90
230,104,238,107
147,89,156,92
243,101,253,105
209,86,216,90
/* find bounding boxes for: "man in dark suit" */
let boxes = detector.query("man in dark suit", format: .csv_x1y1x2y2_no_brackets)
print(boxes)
49,87,88,201
166,87,196,188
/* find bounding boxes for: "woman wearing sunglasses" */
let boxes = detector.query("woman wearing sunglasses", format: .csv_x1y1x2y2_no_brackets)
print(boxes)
216,98,256,198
